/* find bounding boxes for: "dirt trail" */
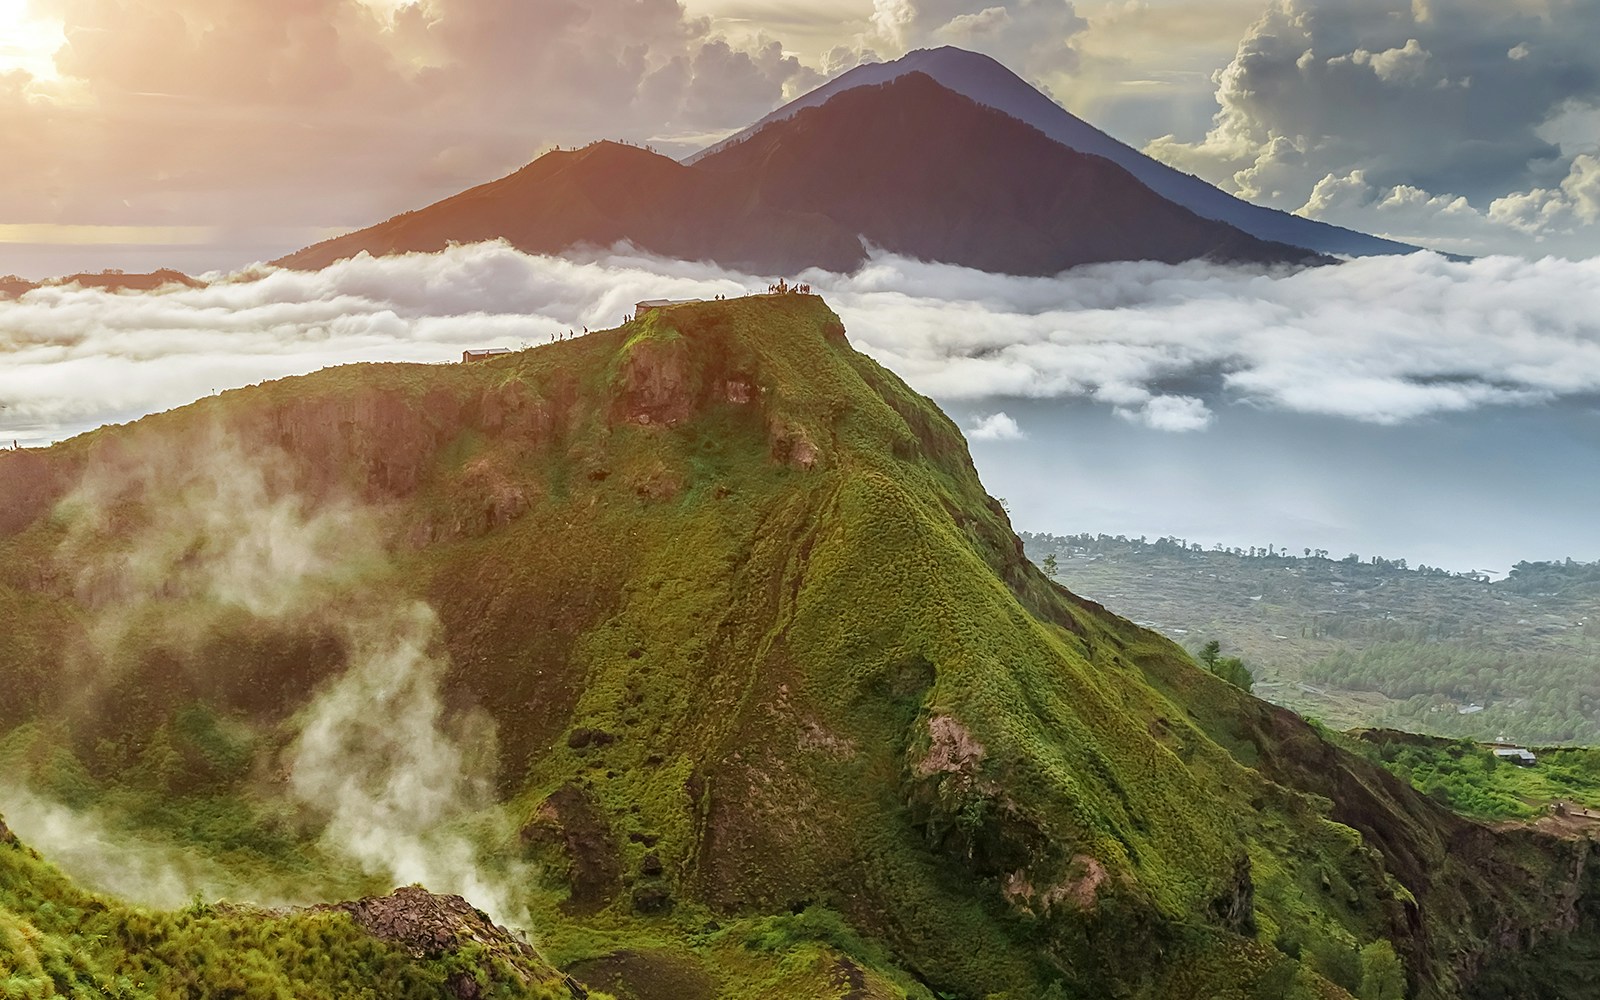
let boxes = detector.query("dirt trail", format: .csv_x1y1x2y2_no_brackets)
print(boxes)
1495,804,1600,838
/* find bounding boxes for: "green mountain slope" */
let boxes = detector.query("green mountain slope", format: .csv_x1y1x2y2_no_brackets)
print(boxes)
1,295,1597,999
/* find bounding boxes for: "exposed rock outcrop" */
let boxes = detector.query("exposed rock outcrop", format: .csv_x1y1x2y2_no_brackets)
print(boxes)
324,886,584,999
329,886,519,959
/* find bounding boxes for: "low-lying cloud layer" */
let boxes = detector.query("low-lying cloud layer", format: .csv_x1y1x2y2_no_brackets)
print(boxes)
5,243,1600,449
830,251,1600,428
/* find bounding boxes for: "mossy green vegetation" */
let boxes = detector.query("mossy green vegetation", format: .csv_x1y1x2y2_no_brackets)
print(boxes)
1198,639,1256,692
1,294,1598,998
0,819,576,999
1347,731,1600,821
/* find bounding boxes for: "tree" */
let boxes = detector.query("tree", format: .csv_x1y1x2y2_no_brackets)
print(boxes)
1213,656,1255,693
1042,553,1059,576
1358,940,1407,1000
1197,640,1253,692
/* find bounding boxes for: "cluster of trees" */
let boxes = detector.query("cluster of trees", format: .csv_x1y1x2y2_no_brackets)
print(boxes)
1025,530,1600,745
1365,742,1540,818
1356,738,1600,820
1502,558,1600,597
1024,532,1481,577
1027,533,1600,592
1197,640,1254,693
1307,642,1600,745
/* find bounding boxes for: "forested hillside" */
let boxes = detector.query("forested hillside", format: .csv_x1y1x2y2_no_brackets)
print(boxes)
1024,534,1600,745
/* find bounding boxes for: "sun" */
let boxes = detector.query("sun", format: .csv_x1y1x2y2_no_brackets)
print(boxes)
0,0,65,80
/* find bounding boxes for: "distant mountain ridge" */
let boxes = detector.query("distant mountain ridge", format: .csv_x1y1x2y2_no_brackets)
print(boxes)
278,72,1322,275
0,268,202,299
692,47,1414,258
275,137,867,274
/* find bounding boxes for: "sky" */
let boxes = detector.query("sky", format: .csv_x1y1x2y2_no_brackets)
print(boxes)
1,0,1598,276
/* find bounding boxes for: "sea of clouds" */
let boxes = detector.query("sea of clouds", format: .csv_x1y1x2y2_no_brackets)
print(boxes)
4,242,1600,449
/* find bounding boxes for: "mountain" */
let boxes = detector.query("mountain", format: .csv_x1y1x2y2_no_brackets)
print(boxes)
2,295,1597,998
686,73,1317,273
277,74,1319,275
276,139,867,275
0,268,203,300
692,47,1415,258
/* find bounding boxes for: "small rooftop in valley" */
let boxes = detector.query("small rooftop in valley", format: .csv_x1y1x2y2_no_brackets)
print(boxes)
1492,747,1537,765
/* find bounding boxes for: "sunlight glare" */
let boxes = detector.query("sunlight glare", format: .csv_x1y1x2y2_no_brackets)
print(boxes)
0,0,64,80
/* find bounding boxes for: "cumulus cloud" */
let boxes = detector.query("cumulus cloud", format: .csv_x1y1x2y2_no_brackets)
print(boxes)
1490,154,1600,234
1349,38,1431,84
10,244,1600,450
870,0,1088,82
0,0,821,245
968,411,1026,440
1296,169,1495,253
1144,0,1600,255
1117,395,1214,432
